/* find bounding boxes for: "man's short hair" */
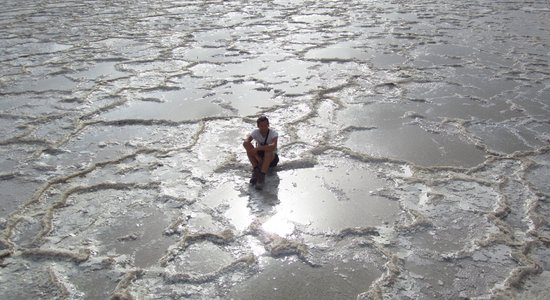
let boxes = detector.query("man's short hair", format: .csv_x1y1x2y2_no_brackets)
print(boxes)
256,115,269,126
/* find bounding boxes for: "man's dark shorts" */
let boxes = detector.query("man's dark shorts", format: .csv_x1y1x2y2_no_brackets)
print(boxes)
258,151,279,168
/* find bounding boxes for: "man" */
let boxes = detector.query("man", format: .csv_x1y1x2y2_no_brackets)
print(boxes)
243,115,279,189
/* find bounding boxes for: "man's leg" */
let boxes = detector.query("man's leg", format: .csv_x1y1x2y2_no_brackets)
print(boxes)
243,141,263,184
260,151,275,174
256,151,275,189
243,141,258,168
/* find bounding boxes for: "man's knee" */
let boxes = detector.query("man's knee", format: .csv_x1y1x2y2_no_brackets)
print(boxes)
263,151,275,162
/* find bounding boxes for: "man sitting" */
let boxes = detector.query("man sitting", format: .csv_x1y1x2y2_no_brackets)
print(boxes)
242,115,279,190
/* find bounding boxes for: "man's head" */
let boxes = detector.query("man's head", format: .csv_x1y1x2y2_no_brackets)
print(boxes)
256,115,269,134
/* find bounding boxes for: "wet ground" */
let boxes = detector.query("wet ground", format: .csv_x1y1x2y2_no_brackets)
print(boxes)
1,0,549,299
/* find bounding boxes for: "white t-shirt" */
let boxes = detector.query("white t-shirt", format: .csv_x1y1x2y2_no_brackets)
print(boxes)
250,128,278,149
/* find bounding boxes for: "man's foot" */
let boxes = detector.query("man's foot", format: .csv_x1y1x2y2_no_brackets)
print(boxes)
250,167,260,184
255,172,265,190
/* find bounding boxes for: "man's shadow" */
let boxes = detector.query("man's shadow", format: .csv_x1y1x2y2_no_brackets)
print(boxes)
246,170,280,214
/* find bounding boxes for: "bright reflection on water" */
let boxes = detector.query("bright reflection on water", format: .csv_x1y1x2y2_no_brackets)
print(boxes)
262,214,296,236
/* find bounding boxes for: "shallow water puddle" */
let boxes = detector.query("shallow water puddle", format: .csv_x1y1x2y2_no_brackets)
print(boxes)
346,125,486,167
272,167,400,233
102,89,229,121
304,42,371,62
338,103,487,167
9,75,76,93
172,242,235,274
228,256,382,300
69,62,128,81
203,182,253,232
218,156,402,236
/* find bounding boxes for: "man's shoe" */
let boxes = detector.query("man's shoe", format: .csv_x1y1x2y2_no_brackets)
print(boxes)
250,167,260,184
255,172,265,190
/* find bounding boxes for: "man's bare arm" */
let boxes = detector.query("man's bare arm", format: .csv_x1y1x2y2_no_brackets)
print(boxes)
257,136,278,152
